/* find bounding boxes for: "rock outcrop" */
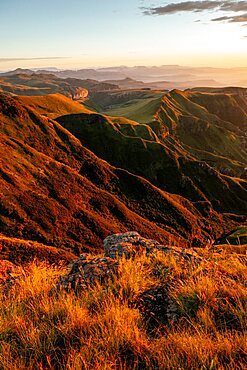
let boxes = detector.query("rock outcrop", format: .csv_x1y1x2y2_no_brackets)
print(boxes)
53,254,118,293
104,231,201,262
53,231,201,295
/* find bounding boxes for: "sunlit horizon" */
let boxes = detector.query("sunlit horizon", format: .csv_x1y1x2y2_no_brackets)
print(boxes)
1,0,246,72
1,56,247,73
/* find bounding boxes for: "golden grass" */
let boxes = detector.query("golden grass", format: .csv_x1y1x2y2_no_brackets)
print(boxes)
18,94,91,119
0,251,246,369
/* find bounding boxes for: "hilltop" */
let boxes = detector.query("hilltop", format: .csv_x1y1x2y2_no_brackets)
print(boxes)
1,65,247,87
84,87,247,179
17,93,92,119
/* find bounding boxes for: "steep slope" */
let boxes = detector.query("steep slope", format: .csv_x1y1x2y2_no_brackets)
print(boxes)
0,234,77,264
88,88,247,179
187,87,247,99
187,90,247,129
1,92,225,259
57,110,247,216
86,88,247,177
155,89,247,178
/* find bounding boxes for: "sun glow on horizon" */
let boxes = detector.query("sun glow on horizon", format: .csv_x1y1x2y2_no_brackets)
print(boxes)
0,0,246,71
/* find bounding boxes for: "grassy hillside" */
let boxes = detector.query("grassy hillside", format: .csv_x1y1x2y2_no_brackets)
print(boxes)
0,83,247,370
216,226,247,246
1,90,246,257
0,73,88,100
57,110,247,216
0,73,118,100
17,94,91,119
155,90,247,178
187,90,247,129
0,234,76,264
85,87,247,178
86,89,164,123
1,92,225,257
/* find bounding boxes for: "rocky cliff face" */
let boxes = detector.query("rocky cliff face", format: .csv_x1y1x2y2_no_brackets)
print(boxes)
70,87,88,101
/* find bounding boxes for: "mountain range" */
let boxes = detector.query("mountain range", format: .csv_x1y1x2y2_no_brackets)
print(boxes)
0,72,246,262
1,65,247,88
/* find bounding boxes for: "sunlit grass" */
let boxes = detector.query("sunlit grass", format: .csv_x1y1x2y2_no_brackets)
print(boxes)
0,251,246,369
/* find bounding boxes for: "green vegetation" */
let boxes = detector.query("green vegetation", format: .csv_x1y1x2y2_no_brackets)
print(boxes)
156,90,247,169
217,226,247,246
85,89,163,123
103,92,163,123
57,110,247,216
86,87,247,179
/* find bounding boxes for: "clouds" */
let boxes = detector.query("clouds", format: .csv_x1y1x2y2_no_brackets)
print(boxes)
220,1,247,12
0,57,69,63
143,1,247,25
212,13,247,22
143,1,221,15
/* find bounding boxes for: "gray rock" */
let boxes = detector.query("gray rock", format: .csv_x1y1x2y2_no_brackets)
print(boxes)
53,255,118,293
103,231,201,262
104,231,166,258
53,231,202,295
132,284,180,328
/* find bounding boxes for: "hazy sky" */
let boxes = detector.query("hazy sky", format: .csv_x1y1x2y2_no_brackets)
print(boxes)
0,0,246,70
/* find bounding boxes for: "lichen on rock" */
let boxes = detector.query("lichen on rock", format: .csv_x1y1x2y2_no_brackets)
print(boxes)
53,254,118,293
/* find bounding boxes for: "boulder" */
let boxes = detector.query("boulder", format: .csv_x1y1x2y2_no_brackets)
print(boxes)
53,254,118,293
104,231,201,262
103,231,168,259
132,284,179,328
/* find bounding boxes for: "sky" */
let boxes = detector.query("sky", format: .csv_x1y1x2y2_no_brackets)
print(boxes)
0,0,246,70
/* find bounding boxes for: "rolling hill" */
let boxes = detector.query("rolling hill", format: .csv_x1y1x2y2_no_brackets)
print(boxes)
17,93,92,119
0,73,88,100
85,89,164,123
0,81,247,262
57,95,247,216
0,73,118,101
1,91,231,262
86,87,247,179
155,89,247,178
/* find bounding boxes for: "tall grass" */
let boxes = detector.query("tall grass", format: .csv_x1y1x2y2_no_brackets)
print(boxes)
0,251,246,369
